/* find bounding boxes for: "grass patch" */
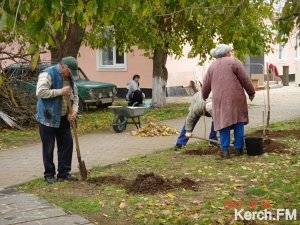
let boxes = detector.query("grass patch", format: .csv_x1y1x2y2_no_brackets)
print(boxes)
0,102,189,150
19,118,300,225
266,118,300,131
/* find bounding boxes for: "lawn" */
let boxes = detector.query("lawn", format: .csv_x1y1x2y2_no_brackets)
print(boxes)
18,118,300,225
0,102,189,150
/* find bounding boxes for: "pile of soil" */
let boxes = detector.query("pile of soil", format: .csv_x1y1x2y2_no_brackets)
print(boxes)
250,129,300,139
128,173,174,193
88,172,199,194
128,173,198,194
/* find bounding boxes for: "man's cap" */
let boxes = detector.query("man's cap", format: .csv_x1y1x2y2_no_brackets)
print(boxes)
61,56,78,77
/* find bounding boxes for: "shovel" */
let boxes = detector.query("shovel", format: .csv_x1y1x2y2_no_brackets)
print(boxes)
192,135,234,147
66,95,88,181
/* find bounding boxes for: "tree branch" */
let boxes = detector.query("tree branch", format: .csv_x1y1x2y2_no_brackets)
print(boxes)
12,0,22,33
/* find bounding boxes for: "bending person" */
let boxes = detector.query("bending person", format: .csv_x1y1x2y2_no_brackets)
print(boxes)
174,81,217,150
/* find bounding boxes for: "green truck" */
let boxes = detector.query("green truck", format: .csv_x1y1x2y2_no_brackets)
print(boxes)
4,63,117,112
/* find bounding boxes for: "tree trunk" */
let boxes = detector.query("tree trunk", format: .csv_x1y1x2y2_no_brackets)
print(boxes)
152,48,168,107
62,20,85,58
50,47,60,63
50,19,85,63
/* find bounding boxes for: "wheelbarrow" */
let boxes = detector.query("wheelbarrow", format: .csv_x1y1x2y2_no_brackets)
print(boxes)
108,106,148,133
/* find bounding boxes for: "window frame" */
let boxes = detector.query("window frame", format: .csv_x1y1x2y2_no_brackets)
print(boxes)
96,47,127,71
278,43,286,62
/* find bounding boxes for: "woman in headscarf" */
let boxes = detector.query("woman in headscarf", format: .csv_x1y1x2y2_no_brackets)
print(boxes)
202,44,255,158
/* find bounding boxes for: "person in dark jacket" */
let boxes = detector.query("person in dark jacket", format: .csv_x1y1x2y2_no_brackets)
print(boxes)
126,74,145,106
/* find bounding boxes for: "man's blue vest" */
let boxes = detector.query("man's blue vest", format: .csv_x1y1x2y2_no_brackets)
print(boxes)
36,65,64,128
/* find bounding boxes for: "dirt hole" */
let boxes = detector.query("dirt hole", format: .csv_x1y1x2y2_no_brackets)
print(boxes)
88,172,198,194
183,139,294,156
89,175,127,186
250,129,300,139
263,139,291,154
184,147,233,156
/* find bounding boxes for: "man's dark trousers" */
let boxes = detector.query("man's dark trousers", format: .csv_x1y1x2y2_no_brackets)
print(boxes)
39,116,73,178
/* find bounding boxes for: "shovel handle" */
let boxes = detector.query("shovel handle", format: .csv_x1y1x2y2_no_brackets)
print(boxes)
192,135,234,147
66,95,82,160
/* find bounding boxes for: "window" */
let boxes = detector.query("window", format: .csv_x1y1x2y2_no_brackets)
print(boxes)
296,36,300,59
96,46,127,71
278,44,285,61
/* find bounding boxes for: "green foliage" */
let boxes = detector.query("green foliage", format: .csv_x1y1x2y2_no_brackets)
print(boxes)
86,0,276,62
85,0,277,107
186,0,275,61
1,0,278,60
277,0,300,44
0,0,116,59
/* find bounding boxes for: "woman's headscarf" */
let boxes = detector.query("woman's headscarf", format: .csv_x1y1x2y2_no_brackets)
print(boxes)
210,44,232,58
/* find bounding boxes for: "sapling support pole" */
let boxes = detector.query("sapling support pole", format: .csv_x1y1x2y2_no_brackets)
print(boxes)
266,63,271,127
262,110,266,137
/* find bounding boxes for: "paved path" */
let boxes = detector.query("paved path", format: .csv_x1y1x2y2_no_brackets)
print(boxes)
0,85,300,189
0,188,92,225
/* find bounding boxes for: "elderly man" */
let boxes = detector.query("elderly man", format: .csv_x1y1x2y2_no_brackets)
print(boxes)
202,44,255,158
36,56,79,184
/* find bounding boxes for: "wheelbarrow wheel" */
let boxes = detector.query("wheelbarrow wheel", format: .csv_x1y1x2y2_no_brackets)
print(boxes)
113,114,127,133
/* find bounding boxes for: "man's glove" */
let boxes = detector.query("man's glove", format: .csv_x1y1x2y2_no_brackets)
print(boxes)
185,132,192,138
249,94,255,101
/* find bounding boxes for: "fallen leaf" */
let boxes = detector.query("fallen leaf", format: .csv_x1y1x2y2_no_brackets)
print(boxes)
192,199,203,204
135,212,144,219
162,209,172,216
119,200,127,209
221,191,230,196
166,192,175,199
217,217,225,225
189,213,200,220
